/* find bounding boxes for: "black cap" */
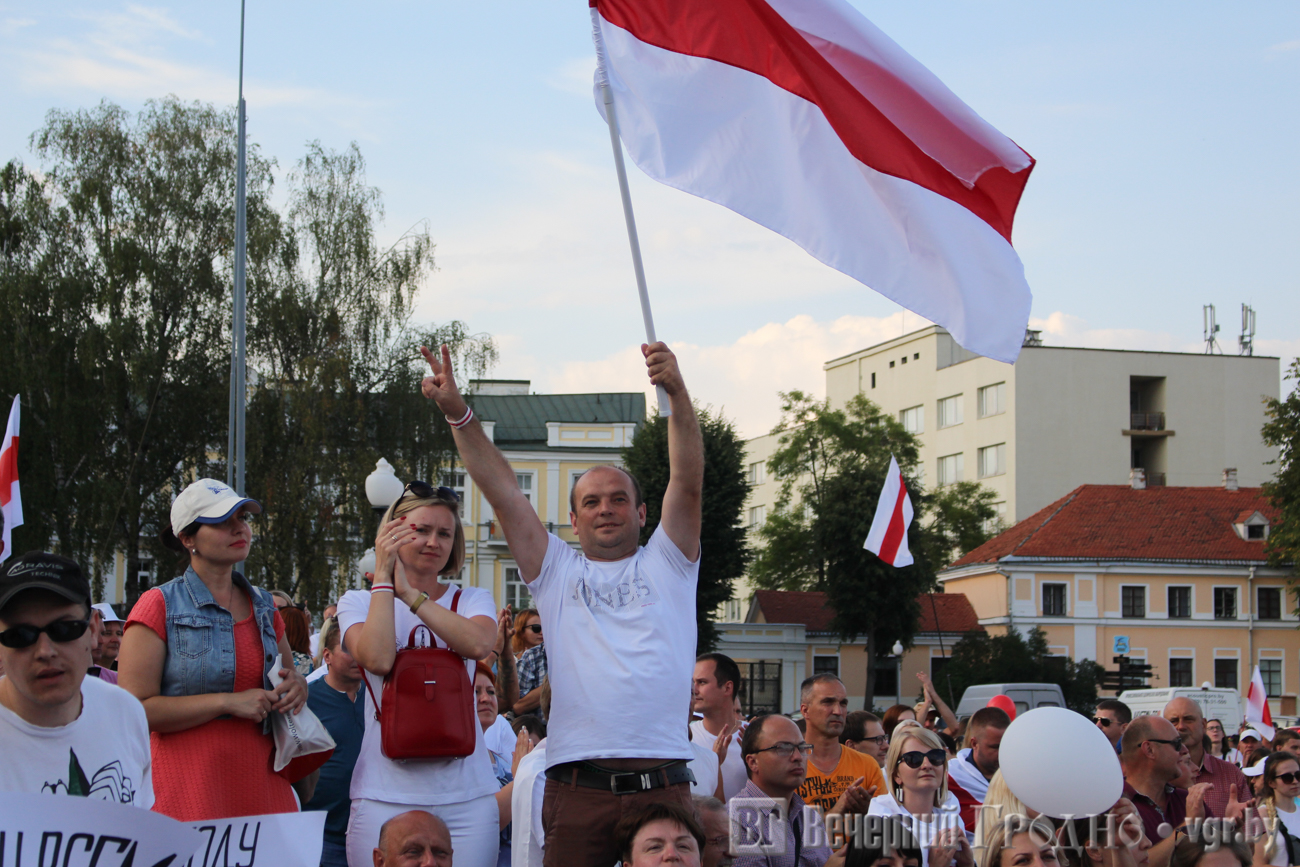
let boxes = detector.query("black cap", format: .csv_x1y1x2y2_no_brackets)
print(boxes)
0,551,91,612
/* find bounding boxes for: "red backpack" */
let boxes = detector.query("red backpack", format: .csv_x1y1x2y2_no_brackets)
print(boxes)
362,588,477,760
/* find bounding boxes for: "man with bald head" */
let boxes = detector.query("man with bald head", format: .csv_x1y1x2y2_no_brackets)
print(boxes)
373,810,452,867
1164,696,1248,818
733,714,831,867
1121,715,1203,845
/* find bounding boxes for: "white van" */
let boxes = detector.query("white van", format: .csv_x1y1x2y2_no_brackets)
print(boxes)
955,683,1067,718
1118,687,1242,725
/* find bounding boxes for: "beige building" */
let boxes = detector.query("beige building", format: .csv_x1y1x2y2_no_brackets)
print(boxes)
939,480,1297,717
726,327,1280,620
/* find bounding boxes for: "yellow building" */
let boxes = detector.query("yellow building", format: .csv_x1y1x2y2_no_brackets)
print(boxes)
449,381,645,608
938,479,1297,716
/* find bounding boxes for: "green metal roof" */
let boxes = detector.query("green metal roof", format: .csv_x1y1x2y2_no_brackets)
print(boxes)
468,392,646,446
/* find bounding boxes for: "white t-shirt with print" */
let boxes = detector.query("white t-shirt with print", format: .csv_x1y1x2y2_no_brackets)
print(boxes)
530,526,698,769
0,675,154,808
690,718,747,801
336,583,500,806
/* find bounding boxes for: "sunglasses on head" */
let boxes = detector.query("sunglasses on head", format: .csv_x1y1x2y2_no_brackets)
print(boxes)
403,481,460,503
899,749,947,769
0,619,91,649
1091,716,1113,727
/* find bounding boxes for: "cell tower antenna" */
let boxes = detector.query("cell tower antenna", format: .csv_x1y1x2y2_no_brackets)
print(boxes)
1239,304,1256,356
1203,304,1221,354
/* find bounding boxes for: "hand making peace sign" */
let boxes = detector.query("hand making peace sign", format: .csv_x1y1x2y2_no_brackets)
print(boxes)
420,344,468,420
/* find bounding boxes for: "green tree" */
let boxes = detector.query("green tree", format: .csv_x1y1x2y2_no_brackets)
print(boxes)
941,627,1103,715
623,406,751,652
749,390,998,706
1262,359,1300,580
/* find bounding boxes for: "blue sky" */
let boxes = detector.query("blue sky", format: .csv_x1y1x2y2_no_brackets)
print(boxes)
2,2,1296,437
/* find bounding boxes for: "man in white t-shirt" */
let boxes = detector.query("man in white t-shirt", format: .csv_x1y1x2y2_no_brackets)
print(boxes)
0,552,153,807
691,652,746,801
419,339,703,867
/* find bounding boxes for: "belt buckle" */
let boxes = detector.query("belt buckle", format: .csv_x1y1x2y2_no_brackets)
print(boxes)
610,771,651,795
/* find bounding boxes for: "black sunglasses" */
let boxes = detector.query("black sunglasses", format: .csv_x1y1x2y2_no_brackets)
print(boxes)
524,624,543,634
1144,737,1186,751
0,619,91,649
899,749,948,769
1091,716,1113,728
1278,772,1300,785
403,481,460,503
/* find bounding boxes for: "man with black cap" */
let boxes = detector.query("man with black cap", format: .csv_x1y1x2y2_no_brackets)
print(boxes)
0,551,153,806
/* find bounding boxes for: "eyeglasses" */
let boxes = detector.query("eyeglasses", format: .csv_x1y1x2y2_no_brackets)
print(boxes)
524,624,543,634
402,481,460,503
0,619,91,649
1277,772,1300,785
899,749,948,769
859,735,889,747
1091,717,1113,728
1144,737,1186,752
752,741,813,759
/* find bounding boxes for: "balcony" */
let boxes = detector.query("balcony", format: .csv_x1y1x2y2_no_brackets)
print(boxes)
1130,412,1165,431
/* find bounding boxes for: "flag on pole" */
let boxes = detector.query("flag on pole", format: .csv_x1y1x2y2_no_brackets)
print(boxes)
590,0,1036,364
1246,665,1275,741
0,395,21,560
864,454,913,568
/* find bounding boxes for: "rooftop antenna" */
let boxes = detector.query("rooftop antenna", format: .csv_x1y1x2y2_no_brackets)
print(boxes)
1239,304,1256,356
1202,304,1221,355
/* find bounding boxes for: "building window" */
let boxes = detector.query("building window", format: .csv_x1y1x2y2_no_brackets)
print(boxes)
722,598,747,622
1042,583,1067,616
1122,586,1146,618
1168,587,1191,619
937,453,964,487
977,444,1006,479
913,353,920,360
1169,658,1193,687
983,502,1007,536
747,462,766,485
1261,659,1282,697
1214,588,1237,620
900,405,925,434
441,470,467,516
748,505,767,528
1258,587,1283,621
938,395,964,428
505,567,532,610
873,659,898,697
813,656,839,677
1247,524,1266,540
889,361,895,369
871,372,877,389
978,383,1006,418
516,472,533,504
1215,659,1238,690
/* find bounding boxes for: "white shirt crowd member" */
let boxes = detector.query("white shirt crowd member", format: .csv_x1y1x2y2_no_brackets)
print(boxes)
511,738,548,867
689,718,747,800
687,735,720,797
0,676,154,808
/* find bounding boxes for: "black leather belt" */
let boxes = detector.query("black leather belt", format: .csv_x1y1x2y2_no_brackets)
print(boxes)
545,760,695,795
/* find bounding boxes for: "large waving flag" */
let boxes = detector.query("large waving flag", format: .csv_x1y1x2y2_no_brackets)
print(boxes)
591,0,1035,363
0,395,21,560
1246,665,1276,741
864,454,914,568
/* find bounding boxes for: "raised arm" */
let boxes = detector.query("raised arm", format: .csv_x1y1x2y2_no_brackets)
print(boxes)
645,342,702,561
421,345,549,582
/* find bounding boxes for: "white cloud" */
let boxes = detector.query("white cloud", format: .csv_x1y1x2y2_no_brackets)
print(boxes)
1028,311,1198,353
546,56,596,96
1266,39,1300,54
1,18,36,36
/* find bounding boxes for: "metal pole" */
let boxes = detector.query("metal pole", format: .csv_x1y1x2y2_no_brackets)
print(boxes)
597,80,670,417
231,0,248,494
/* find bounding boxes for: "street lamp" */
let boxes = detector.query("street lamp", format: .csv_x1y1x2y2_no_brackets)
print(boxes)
892,641,904,706
366,458,404,514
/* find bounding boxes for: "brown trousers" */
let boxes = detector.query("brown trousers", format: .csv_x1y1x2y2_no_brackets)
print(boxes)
540,770,693,867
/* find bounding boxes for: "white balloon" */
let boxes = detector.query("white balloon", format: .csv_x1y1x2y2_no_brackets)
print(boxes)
997,707,1123,818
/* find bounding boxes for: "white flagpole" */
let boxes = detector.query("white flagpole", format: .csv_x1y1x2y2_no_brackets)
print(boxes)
593,13,669,417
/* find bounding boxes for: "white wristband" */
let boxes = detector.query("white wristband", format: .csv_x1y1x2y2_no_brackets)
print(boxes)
446,406,474,429
371,584,395,593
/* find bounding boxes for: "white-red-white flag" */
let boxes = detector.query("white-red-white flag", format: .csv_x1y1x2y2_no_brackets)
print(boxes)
0,395,21,561
1246,665,1275,741
591,0,1035,363
864,454,913,568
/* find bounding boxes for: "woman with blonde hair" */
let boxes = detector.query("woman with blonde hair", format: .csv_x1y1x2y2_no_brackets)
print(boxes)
868,723,973,867
336,482,500,867
973,771,1033,853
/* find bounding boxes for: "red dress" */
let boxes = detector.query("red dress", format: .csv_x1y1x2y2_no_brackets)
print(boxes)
127,588,297,820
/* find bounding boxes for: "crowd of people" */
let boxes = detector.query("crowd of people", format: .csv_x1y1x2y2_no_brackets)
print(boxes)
0,343,1296,867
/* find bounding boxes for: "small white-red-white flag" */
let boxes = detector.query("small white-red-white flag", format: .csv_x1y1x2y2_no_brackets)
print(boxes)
1246,665,1275,740
0,396,20,561
864,454,913,568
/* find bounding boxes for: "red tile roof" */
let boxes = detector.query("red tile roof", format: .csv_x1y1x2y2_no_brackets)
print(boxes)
947,485,1281,569
751,590,982,635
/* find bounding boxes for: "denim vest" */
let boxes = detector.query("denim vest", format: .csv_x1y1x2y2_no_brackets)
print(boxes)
156,568,280,698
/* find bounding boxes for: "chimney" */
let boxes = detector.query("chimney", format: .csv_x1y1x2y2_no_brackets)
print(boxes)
1130,468,1146,490
1223,468,1239,491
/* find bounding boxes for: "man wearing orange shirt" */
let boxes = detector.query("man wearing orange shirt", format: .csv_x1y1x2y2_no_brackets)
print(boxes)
796,673,882,817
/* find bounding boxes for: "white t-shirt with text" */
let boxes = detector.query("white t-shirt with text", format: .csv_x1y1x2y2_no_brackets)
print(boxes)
0,675,154,808
530,526,698,769
337,583,500,806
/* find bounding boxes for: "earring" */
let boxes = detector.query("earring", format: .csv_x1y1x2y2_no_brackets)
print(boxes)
895,786,904,804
